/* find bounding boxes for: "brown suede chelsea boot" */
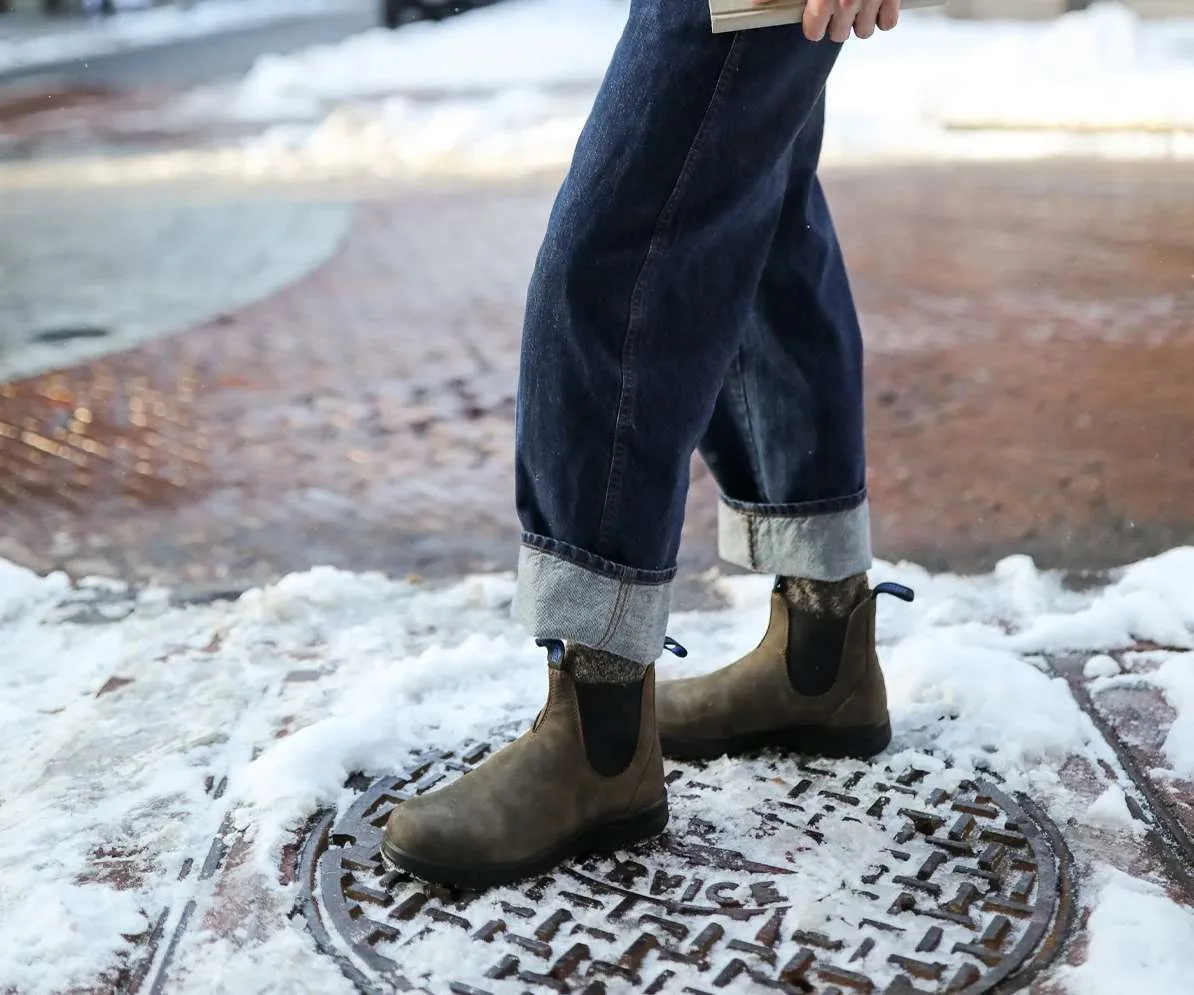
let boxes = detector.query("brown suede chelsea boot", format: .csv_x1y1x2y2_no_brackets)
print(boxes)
657,581,914,761
381,649,667,889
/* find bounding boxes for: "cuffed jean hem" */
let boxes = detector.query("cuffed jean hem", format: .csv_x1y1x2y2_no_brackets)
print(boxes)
513,536,674,666
718,491,872,581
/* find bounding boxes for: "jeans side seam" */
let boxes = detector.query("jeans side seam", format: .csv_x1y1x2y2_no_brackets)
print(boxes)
595,579,630,650
611,581,635,650
596,31,747,554
729,347,768,505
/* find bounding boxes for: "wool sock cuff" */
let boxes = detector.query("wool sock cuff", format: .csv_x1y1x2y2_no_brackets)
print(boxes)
565,643,649,684
778,573,869,618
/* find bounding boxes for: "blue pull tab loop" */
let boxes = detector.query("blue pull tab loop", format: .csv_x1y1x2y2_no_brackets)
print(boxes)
663,637,688,658
873,582,915,603
534,638,567,668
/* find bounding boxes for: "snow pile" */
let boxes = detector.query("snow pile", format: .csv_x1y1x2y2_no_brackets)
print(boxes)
228,0,622,122
1059,867,1194,995
826,0,1194,159
193,0,1194,176
3,548,1194,989
0,0,357,75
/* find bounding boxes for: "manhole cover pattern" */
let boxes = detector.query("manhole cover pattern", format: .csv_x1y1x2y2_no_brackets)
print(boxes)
300,741,1066,995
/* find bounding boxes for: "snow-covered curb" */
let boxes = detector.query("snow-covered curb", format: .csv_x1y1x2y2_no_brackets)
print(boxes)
156,0,1194,174
2,549,1194,990
4,1,1194,185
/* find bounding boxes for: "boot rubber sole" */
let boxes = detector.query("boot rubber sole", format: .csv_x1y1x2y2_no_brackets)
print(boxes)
661,718,891,762
379,797,669,890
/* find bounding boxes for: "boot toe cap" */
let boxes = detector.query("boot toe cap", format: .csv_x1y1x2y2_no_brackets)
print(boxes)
383,794,463,863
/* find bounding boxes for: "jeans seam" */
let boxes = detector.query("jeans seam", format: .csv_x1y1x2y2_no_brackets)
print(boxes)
596,31,746,554
595,580,629,650
522,533,676,585
729,348,768,505
722,488,869,517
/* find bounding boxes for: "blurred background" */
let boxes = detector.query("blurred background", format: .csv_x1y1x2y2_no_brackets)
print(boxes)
0,0,1191,605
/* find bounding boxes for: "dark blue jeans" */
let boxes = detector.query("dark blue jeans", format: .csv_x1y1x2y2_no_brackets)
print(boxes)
513,1,871,663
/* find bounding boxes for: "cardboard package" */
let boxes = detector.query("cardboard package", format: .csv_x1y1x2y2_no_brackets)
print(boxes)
710,0,944,34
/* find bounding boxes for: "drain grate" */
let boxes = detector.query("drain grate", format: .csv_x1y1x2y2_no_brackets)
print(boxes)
29,325,111,344
299,743,1070,994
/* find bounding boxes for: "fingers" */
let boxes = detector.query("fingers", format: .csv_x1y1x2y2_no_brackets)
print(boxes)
878,0,901,31
852,0,884,39
829,1,861,43
802,0,837,42
803,0,902,43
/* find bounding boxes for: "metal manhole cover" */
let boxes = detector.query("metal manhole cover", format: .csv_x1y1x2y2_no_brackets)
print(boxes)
298,741,1070,994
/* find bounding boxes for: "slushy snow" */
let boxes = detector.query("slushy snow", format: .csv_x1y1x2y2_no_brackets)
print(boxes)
3,548,1194,990
183,0,1194,176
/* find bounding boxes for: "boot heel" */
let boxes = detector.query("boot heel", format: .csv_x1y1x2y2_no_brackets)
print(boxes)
581,798,670,853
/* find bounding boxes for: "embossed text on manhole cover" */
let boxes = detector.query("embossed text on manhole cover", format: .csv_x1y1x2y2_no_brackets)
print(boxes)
298,742,1070,994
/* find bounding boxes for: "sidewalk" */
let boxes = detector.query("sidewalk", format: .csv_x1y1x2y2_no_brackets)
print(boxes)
1,160,1191,594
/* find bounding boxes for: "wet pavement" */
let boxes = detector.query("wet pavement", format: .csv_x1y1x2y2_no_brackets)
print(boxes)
2,159,1190,600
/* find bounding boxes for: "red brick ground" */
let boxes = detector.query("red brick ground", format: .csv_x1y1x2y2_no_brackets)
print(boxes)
0,160,1191,595
849,162,1194,569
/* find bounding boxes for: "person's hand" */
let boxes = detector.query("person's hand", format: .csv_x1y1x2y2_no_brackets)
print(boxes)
806,0,901,41
750,1,902,43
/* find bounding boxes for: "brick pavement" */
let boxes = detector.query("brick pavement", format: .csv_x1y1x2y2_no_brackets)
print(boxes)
0,160,1191,603
843,161,1194,570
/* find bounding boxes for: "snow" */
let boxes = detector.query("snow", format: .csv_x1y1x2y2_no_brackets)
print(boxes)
0,0,357,75
1059,866,1194,995
1083,783,1146,837
175,0,1194,177
1084,653,1122,678
1012,548,1194,655
228,0,621,121
3,548,1194,989
1150,653,1194,779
